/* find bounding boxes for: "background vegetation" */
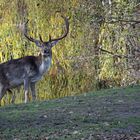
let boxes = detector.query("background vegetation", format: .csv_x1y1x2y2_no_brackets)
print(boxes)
0,0,140,105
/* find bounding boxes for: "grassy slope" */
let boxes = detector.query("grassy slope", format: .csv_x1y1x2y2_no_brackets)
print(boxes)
0,86,140,140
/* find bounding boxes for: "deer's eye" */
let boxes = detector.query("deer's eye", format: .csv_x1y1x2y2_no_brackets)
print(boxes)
44,50,49,53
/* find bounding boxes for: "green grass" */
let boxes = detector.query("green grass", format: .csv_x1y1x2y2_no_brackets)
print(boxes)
0,85,140,140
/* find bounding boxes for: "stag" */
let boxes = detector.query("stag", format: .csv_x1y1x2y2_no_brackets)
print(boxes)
0,16,69,104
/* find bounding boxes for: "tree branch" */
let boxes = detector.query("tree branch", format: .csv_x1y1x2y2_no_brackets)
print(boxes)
99,47,133,59
105,17,140,25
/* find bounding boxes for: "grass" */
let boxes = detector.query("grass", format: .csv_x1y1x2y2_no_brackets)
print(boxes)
0,85,140,140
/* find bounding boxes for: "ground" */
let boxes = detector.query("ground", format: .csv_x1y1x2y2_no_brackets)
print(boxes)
0,86,140,140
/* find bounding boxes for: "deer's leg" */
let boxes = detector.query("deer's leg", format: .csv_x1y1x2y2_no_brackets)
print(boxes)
7,89,15,104
0,84,6,106
24,79,30,103
11,87,20,104
30,82,36,101
11,92,16,104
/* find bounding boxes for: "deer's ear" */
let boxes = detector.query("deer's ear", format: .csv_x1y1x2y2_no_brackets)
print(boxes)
35,41,42,48
51,40,59,47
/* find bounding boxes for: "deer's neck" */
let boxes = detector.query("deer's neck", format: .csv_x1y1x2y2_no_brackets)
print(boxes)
39,55,52,75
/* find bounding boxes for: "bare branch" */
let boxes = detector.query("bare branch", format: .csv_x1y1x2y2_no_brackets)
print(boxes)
104,17,140,25
99,47,133,59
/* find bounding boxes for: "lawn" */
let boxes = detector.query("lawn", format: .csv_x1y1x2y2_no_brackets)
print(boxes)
0,86,140,140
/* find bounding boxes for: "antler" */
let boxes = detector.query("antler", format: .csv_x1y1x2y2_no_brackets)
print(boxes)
24,16,69,44
48,16,69,42
24,20,42,43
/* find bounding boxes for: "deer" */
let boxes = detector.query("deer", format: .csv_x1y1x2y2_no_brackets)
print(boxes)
0,16,69,104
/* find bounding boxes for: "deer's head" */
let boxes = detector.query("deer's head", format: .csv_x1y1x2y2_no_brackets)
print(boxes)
24,16,69,57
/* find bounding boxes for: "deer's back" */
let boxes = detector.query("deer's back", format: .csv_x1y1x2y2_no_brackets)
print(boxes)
0,56,39,89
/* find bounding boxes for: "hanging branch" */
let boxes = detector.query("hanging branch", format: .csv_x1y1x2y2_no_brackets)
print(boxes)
104,17,140,25
98,47,134,59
